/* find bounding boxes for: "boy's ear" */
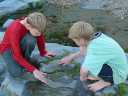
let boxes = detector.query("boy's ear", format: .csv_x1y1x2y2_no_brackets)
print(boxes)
25,20,32,29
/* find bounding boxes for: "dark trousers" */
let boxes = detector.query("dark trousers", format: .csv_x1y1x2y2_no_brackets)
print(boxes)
2,33,36,77
98,64,113,84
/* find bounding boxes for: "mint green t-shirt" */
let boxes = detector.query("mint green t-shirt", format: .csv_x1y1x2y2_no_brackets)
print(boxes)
82,33,128,84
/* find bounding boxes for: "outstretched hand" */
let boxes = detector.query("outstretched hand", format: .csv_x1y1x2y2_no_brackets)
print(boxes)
33,69,48,84
58,55,73,65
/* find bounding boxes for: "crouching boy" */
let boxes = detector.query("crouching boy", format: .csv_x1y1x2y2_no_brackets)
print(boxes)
0,12,55,84
59,21,128,92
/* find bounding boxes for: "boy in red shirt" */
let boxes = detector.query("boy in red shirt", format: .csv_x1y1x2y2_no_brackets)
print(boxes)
0,12,55,84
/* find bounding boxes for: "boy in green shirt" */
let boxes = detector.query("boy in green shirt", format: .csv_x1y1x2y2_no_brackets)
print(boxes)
59,21,128,92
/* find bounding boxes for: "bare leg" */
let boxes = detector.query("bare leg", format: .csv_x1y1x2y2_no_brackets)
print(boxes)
87,76,101,81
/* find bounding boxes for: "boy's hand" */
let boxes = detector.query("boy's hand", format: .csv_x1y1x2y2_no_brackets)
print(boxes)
59,51,83,65
33,69,48,84
59,55,73,64
44,51,56,58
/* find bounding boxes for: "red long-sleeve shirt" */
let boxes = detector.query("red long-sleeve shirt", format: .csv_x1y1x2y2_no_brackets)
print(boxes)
0,20,47,73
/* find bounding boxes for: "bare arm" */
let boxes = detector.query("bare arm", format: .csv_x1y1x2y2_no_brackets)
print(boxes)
59,46,86,64
80,67,89,81
68,46,85,59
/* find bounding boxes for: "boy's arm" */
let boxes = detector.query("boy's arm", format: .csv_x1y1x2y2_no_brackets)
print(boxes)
59,46,86,64
80,67,89,81
72,46,86,58
37,34,47,56
9,29,37,73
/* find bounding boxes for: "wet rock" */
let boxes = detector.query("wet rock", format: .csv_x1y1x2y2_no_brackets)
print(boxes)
27,75,77,96
94,85,117,96
0,56,6,75
73,78,128,96
1,75,31,96
73,79,94,96
40,60,76,73
101,86,116,95
44,77,77,89
0,56,6,84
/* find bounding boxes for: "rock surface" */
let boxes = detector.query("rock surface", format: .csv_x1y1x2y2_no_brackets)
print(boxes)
41,0,128,49
0,0,42,17
0,0,128,49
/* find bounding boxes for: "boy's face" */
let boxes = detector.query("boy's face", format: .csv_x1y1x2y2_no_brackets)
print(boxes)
72,38,87,47
26,24,41,37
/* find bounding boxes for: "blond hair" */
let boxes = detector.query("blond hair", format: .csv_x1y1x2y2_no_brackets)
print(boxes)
69,21,94,40
27,12,47,33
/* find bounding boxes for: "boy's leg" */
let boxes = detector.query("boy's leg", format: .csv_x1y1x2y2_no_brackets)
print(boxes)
20,32,36,60
2,32,36,78
2,50,24,77
20,33,40,69
98,64,113,84
87,64,113,92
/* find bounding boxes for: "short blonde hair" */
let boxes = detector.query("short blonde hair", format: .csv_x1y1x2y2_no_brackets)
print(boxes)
68,21,94,40
27,12,47,33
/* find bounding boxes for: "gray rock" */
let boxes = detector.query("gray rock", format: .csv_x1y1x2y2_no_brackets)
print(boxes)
44,78,77,89
2,19,14,29
41,63,62,73
0,56,7,84
81,0,128,19
74,79,126,96
26,75,77,96
45,43,79,56
0,0,41,17
95,92,103,96
81,0,108,9
47,0,81,6
40,60,76,73
101,86,116,95
0,0,4,2
126,53,128,62
31,55,45,63
0,32,4,41
73,79,94,96
0,56,6,75
1,75,31,96
43,1,128,49
0,91,6,96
